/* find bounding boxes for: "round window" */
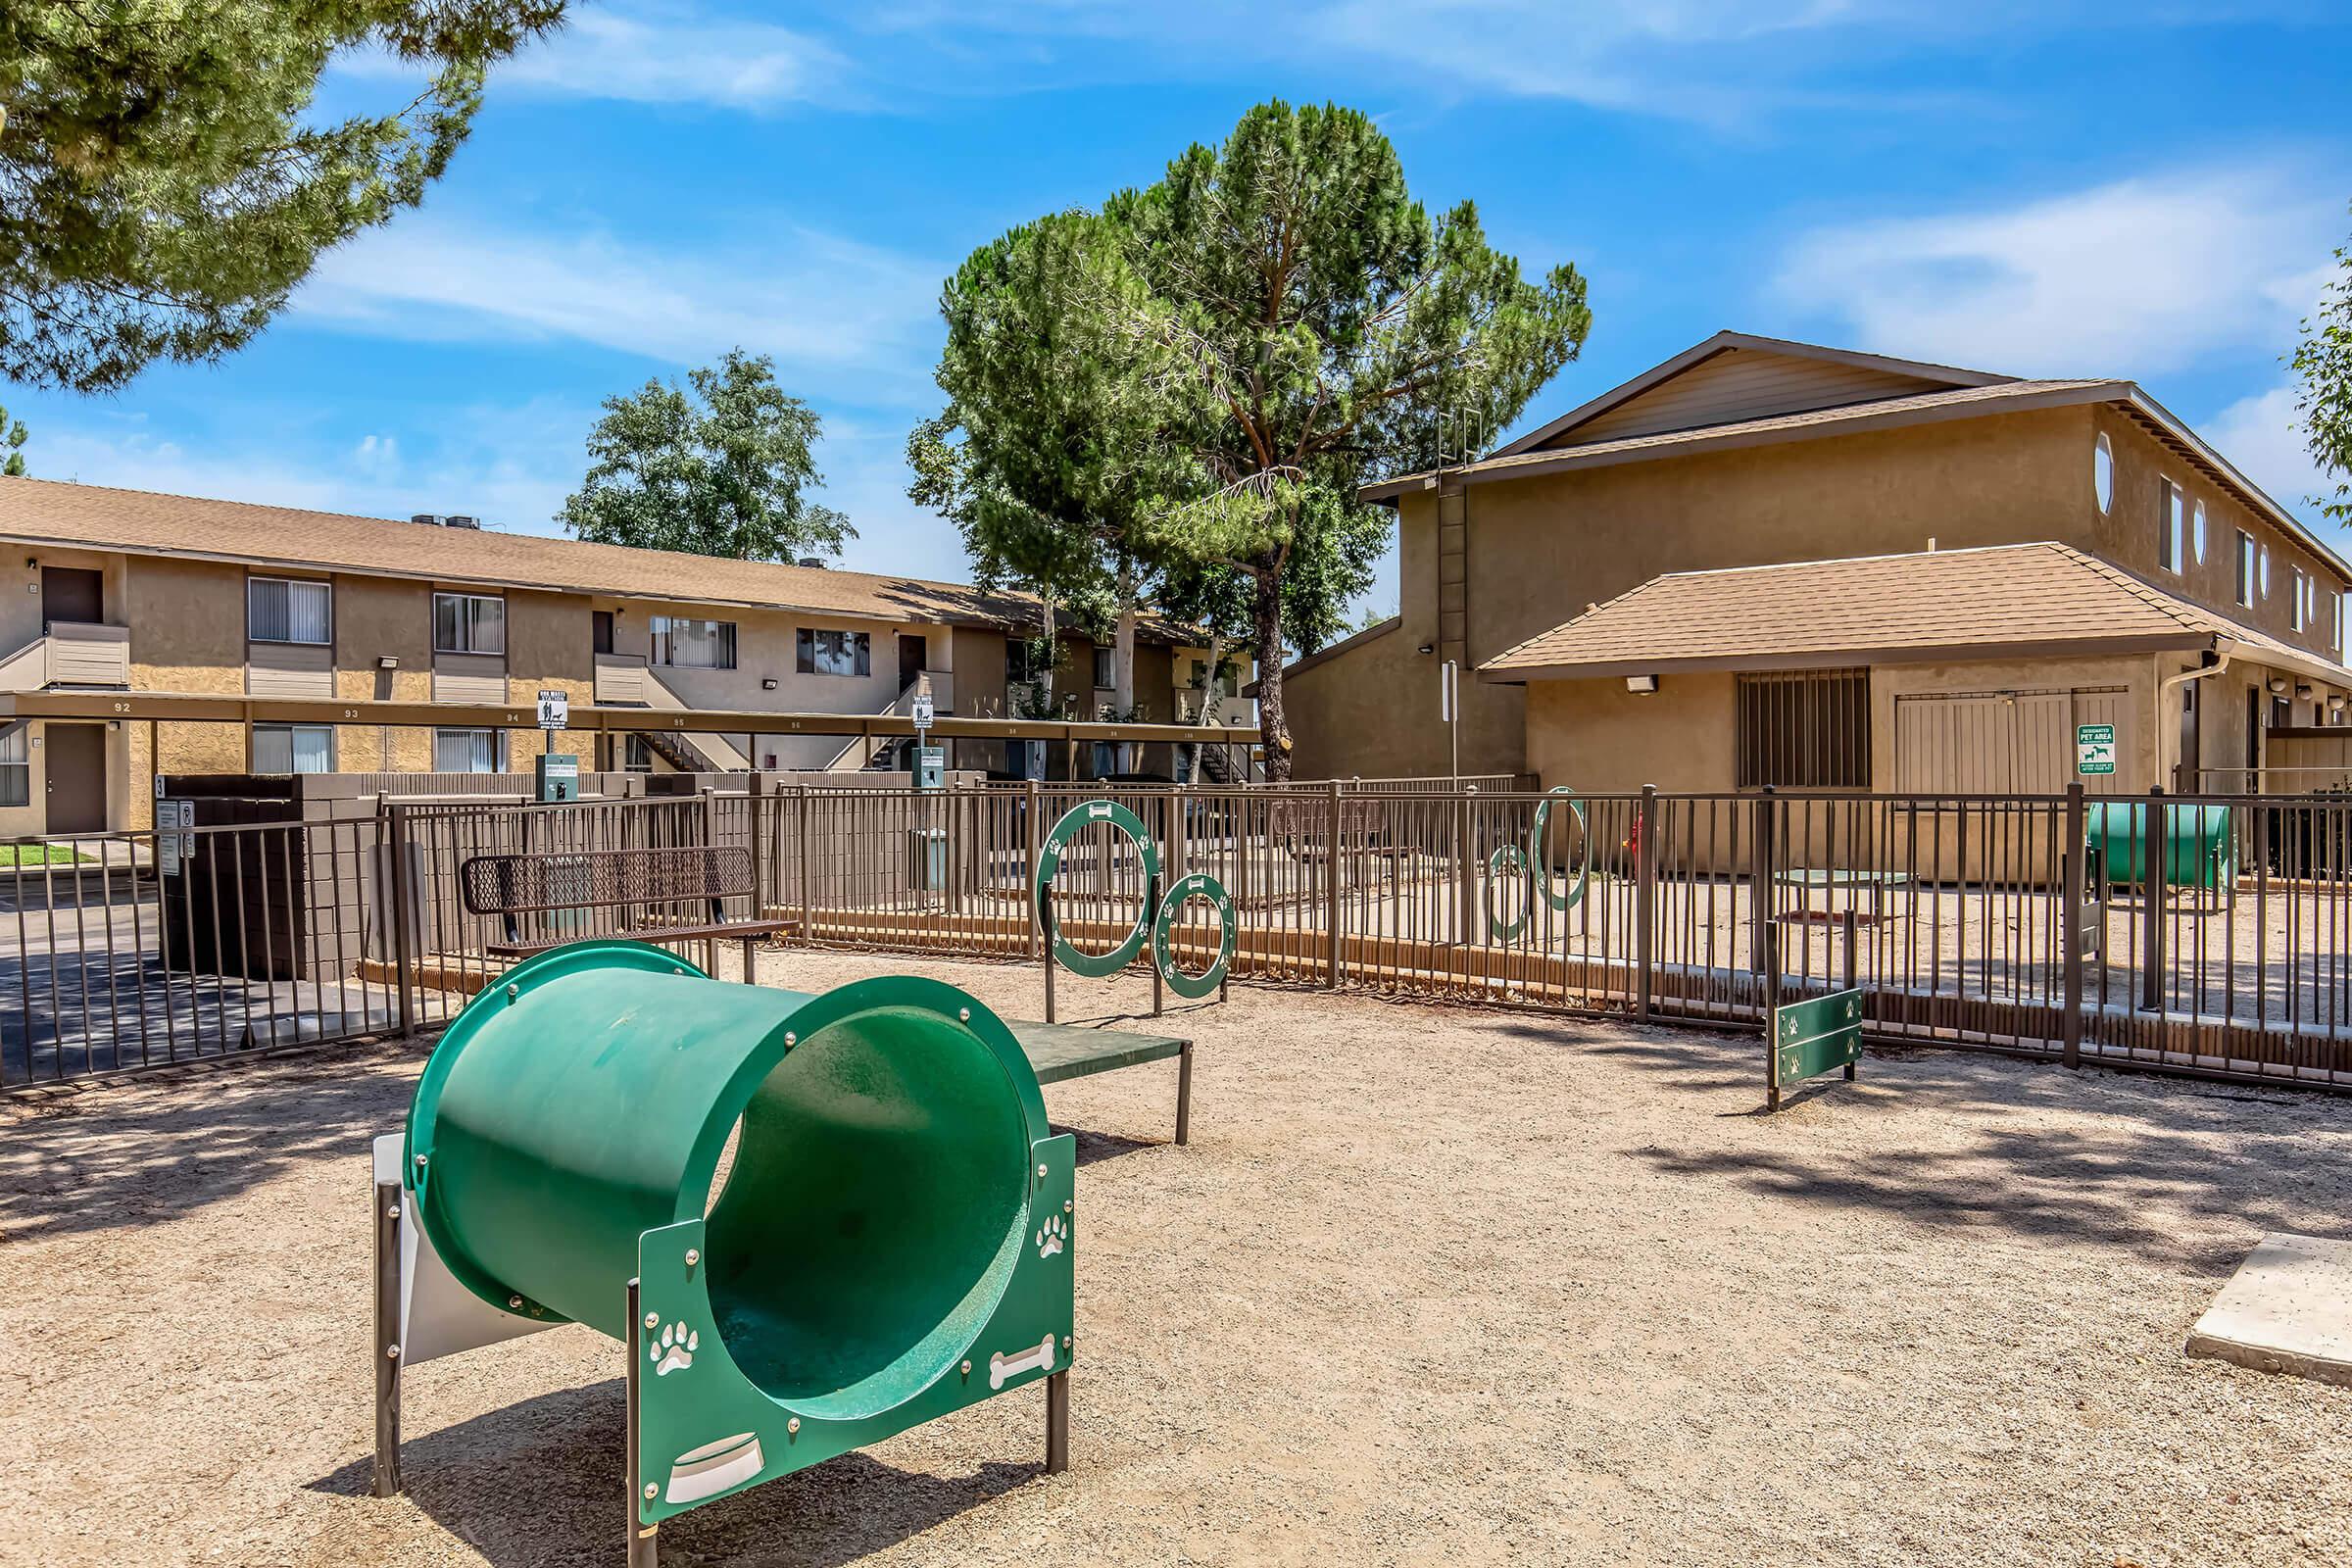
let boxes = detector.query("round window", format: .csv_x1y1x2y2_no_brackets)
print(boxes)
2192,499,2208,563
2092,432,2114,514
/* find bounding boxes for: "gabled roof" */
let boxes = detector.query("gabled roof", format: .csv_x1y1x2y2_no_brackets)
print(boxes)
0,477,1206,643
1493,330,2014,458
1477,542,2351,689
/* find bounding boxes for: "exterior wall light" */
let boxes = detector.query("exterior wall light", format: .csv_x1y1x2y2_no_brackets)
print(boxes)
2268,677,2289,694
377,656,399,669
2296,682,2316,701
1626,674,1659,695
761,678,778,691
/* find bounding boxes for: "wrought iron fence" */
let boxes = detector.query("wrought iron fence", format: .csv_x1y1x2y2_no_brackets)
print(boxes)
9,780,2352,1093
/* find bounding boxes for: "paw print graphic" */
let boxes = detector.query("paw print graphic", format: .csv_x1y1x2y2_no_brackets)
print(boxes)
1034,1212,1067,1259
648,1316,698,1377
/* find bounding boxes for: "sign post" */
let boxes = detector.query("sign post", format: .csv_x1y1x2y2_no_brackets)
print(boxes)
2076,722,2117,777
533,689,576,803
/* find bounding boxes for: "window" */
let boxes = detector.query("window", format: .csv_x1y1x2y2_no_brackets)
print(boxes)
623,734,653,773
1092,648,1114,690
247,576,331,644
433,728,503,773
2261,544,2272,599
1735,668,1870,789
653,616,738,669
2294,568,2310,631
2338,590,2348,653
0,724,25,808
432,592,506,655
1189,656,1240,700
2092,432,2114,514
2236,531,2256,607
794,627,868,677
2159,481,2183,572
1007,640,1047,684
252,723,334,774
2191,500,2208,564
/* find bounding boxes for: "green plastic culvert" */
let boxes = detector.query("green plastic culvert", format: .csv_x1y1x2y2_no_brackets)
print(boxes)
403,940,1074,1517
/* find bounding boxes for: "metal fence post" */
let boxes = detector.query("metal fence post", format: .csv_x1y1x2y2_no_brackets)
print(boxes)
1025,777,1043,961
2140,784,2165,1014
1325,778,1343,988
746,772,766,915
2062,781,2084,1067
1636,783,1657,1021
795,785,811,946
386,802,416,1041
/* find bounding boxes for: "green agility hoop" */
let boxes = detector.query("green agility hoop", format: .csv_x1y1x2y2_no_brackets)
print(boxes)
1152,872,1236,999
1485,843,1533,942
1035,799,1163,978
1532,787,1592,912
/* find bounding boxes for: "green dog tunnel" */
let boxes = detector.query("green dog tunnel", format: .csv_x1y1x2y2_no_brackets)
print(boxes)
368,941,1075,1560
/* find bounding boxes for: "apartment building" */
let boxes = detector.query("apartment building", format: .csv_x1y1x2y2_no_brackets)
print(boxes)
0,480,1245,835
1289,331,2352,795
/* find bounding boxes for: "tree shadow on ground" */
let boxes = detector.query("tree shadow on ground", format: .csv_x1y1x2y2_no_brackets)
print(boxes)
311,1379,1038,1568
0,1043,416,1245
1483,1014,2352,1270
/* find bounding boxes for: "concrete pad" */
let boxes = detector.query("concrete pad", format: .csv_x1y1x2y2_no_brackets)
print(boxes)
2187,1232,2352,1389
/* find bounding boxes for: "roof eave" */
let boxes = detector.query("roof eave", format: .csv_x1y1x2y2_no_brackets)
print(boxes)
1479,630,2213,683
1359,380,2128,504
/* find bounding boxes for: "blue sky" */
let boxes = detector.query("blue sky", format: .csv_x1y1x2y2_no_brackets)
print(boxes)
11,1,2350,622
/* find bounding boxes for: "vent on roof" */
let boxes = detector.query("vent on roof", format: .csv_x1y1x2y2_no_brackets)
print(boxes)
446,515,481,530
798,556,826,568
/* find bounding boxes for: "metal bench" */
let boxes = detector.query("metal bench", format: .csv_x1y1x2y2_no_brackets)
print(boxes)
459,846,788,980
1011,1016,1195,1145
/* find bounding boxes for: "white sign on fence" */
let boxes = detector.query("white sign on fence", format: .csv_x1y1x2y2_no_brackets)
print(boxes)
157,799,194,876
535,689,568,729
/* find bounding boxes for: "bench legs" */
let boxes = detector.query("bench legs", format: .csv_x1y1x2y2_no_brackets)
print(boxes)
1174,1041,1193,1147
740,935,760,986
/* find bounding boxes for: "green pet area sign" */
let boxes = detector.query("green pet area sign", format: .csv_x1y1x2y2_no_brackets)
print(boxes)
2076,722,2117,776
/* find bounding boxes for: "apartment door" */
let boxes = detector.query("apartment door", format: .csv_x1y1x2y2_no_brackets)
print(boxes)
40,566,101,630
897,634,928,694
44,724,105,835
592,611,614,657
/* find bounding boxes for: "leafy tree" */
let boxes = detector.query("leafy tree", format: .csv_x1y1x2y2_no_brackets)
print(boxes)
561,350,853,562
0,402,24,476
2292,203,2352,526
1104,100,1591,779
909,210,1180,717
0,2,565,393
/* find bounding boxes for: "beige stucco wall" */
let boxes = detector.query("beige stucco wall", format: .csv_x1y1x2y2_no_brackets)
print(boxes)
1291,620,1525,781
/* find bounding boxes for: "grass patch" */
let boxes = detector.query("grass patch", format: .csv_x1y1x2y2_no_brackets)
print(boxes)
0,844,93,866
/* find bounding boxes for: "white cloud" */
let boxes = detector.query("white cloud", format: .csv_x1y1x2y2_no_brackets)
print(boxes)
295,217,943,401
2205,383,2340,520
1773,166,2339,375
338,6,854,113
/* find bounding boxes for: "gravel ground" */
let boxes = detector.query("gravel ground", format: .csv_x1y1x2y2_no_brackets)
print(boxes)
4,947,2351,1567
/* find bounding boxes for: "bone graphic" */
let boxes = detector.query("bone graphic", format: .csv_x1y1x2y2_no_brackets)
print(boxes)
664,1433,763,1505
989,1334,1057,1391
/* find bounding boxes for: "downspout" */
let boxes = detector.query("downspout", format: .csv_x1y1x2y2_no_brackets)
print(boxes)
2158,643,2234,792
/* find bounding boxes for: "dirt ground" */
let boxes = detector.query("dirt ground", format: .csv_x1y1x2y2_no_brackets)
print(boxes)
5,948,2351,1568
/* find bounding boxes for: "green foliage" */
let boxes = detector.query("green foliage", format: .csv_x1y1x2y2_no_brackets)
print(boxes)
0,2,564,392
909,209,1183,679
1102,100,1591,775
2292,204,2352,527
561,350,853,562
0,402,24,476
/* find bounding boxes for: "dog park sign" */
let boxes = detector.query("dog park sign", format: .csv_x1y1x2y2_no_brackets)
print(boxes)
2077,722,2117,776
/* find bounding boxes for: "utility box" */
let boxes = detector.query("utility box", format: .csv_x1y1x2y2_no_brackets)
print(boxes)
534,753,580,805
913,744,946,792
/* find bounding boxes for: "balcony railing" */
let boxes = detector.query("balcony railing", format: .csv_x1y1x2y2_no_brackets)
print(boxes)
0,622,130,692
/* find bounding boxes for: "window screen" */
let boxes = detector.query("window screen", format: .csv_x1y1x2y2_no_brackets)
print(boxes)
433,593,507,654
253,723,334,773
654,616,739,669
434,728,502,772
1736,668,1870,789
247,577,331,644
794,627,868,676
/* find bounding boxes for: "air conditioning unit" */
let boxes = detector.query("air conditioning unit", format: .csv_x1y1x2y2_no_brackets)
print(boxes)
797,556,826,569
411,514,446,527
445,515,481,530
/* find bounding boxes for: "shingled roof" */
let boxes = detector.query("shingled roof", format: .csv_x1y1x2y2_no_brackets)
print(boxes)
0,477,1204,643
1478,543,2351,687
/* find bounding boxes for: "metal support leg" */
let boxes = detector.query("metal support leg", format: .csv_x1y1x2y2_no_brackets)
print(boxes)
626,1277,658,1568
371,1179,404,1497
740,935,759,986
1174,1041,1193,1146
1045,1370,1070,1475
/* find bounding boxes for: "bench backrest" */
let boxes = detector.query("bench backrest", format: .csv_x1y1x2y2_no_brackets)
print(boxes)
460,846,754,918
